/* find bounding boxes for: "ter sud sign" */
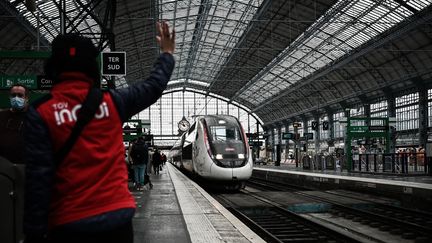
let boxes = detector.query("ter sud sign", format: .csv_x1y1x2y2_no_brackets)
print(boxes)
101,52,126,76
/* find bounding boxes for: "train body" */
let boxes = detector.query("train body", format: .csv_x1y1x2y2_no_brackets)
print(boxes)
169,115,253,189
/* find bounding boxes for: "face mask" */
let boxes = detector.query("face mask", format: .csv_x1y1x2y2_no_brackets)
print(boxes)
10,97,25,110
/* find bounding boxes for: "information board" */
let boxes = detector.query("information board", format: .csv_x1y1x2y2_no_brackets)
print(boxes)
282,132,294,140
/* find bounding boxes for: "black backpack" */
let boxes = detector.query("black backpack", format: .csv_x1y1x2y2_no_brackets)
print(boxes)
131,141,148,164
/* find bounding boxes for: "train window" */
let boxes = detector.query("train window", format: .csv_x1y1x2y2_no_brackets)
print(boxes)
209,126,242,142
188,122,196,135
182,143,192,159
185,128,196,144
183,138,190,146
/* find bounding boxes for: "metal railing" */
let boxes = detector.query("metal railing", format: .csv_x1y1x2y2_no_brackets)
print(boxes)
299,152,430,175
351,153,429,174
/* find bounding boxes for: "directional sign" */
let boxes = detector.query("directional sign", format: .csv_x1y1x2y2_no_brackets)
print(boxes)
369,125,388,131
282,132,294,140
323,121,329,130
0,75,37,89
101,52,126,76
349,126,369,133
303,132,314,140
37,75,54,90
311,121,318,130
250,141,263,146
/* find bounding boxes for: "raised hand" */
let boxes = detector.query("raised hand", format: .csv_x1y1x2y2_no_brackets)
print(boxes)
156,21,175,55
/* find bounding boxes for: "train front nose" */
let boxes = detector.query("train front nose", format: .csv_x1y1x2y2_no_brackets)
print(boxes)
208,158,252,181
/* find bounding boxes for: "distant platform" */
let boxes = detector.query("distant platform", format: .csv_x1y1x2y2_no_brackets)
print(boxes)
252,164,432,210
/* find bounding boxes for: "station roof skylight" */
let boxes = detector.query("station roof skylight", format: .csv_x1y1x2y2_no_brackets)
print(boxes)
237,0,432,106
159,0,264,86
9,0,101,43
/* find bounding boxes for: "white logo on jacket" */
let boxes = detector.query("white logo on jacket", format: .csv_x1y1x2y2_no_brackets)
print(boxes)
53,102,110,125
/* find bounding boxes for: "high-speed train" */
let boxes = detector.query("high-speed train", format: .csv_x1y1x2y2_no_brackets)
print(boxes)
169,115,253,189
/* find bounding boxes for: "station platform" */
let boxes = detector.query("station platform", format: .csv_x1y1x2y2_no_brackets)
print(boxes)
252,163,432,210
131,163,264,243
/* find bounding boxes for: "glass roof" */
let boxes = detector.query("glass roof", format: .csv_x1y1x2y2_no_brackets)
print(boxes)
159,0,264,85
5,0,432,112
238,0,432,106
9,0,101,43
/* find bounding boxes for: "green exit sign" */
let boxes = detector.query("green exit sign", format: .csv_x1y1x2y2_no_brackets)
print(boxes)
282,132,294,140
349,126,369,132
0,75,54,90
0,75,38,89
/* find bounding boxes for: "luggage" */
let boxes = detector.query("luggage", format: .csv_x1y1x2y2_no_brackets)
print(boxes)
143,174,153,189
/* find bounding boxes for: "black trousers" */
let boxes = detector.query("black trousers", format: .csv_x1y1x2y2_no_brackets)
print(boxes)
153,163,160,174
50,220,133,243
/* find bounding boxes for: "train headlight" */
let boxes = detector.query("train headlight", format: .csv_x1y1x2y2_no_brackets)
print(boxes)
238,154,245,159
216,154,223,160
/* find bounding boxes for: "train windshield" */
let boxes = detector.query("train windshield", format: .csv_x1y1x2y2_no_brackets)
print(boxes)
208,125,245,159
209,126,242,142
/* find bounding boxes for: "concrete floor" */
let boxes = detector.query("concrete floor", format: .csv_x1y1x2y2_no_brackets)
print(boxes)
131,167,191,243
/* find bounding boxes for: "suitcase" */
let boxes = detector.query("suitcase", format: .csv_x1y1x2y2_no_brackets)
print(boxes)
144,174,153,189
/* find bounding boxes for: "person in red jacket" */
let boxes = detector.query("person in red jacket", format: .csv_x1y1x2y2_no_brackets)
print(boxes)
23,22,175,243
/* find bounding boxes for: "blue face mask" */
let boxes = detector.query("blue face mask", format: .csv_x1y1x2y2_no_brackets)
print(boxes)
10,97,25,110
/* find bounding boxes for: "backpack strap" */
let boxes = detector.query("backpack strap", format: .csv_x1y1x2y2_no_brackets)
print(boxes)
54,87,103,165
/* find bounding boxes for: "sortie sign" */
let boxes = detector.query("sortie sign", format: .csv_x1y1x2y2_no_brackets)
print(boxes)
0,75,37,89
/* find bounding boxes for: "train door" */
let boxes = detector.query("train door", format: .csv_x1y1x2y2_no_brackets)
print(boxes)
193,121,209,175
182,122,197,171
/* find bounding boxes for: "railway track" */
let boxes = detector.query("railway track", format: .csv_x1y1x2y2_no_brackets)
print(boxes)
245,178,432,242
322,190,432,229
214,192,365,243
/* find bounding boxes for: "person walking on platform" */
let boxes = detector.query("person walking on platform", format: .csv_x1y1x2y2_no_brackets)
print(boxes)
148,147,154,174
143,147,154,190
161,152,167,166
125,139,133,183
130,136,149,191
152,148,162,175
23,21,175,243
